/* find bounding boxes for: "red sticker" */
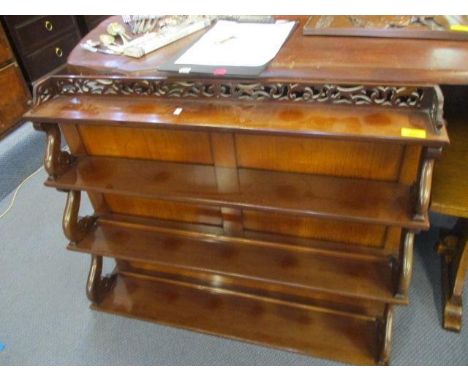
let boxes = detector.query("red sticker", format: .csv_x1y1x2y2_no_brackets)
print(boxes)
213,68,227,76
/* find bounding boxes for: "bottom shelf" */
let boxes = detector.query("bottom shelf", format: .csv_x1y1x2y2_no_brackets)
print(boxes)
93,272,385,365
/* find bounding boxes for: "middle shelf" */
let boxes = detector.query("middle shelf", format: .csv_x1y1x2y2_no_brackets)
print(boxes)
69,214,401,304
46,155,427,229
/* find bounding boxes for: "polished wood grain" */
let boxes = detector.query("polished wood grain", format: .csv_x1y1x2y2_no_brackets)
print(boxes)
103,195,223,226
303,16,468,40
119,258,387,318
0,63,30,135
93,272,383,365
236,134,405,181
69,216,400,303
44,156,428,229
243,211,388,248
25,96,448,145
68,16,468,86
0,25,13,63
98,211,396,259
78,124,213,164
86,212,398,317
431,115,468,218
0,23,30,136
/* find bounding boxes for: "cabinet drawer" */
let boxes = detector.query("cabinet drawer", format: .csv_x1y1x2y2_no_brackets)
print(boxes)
0,25,13,64
23,30,81,82
12,16,77,54
0,63,30,134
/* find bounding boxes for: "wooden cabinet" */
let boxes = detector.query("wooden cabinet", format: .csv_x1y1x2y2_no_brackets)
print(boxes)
0,24,29,137
22,30,81,81
2,16,81,85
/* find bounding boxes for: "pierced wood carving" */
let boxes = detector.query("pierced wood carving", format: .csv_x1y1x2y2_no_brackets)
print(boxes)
378,305,394,365
33,123,75,179
413,146,443,221
62,190,96,243
86,254,116,304
33,75,429,109
33,77,57,106
396,230,415,298
431,86,445,130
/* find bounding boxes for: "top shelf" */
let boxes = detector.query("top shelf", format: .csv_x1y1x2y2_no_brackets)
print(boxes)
25,94,448,145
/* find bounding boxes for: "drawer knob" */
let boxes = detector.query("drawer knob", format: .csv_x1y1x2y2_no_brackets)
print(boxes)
44,20,54,31
55,47,63,57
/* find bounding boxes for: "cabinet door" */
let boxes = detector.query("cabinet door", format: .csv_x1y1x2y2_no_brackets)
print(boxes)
0,63,30,135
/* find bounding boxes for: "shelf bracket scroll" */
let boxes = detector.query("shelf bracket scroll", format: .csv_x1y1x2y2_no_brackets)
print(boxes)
396,230,415,299
62,190,96,244
413,146,442,222
33,122,75,179
431,86,445,132
86,254,116,304
378,305,394,366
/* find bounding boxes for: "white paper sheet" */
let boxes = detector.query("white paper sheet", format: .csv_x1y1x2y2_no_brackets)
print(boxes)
175,20,296,67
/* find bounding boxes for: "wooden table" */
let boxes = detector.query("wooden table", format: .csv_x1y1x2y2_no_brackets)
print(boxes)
24,16,468,365
432,104,468,332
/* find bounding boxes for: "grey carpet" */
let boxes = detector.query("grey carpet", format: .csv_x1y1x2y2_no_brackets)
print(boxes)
0,166,466,365
0,122,45,201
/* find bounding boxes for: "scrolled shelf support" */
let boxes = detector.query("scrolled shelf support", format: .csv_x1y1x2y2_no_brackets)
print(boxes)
33,122,75,179
86,254,116,304
413,146,442,221
378,305,394,366
431,86,445,132
395,230,415,299
62,190,96,244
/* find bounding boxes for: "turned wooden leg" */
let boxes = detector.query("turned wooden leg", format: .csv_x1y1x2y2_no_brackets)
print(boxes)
436,220,468,332
86,254,116,304
378,305,394,366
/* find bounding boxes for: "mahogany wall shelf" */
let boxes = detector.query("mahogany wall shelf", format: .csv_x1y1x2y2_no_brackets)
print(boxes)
24,16,455,365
